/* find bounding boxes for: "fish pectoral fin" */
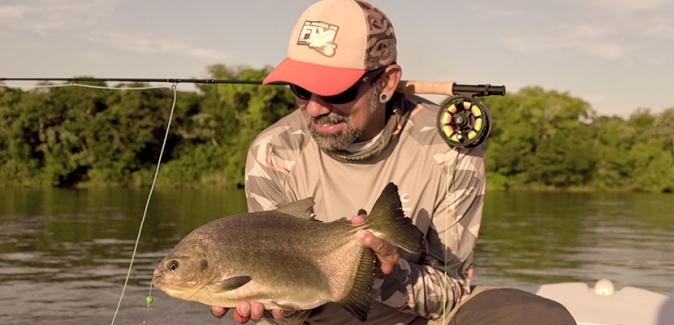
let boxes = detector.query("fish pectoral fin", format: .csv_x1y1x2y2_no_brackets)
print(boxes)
213,276,252,293
275,198,319,221
338,248,374,322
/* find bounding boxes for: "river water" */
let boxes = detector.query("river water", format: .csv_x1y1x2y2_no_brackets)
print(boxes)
0,188,672,325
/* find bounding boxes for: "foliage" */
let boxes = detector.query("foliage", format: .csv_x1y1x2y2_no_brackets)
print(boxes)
480,87,598,188
0,66,296,188
158,65,296,188
1,69,672,193
480,87,673,193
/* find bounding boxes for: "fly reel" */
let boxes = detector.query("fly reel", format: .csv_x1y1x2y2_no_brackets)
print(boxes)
436,84,504,149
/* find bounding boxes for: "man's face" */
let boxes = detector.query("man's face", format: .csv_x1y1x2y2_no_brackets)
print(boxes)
297,81,382,151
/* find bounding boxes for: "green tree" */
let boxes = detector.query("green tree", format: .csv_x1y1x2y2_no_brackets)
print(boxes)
481,86,597,189
646,108,674,167
530,123,597,187
628,139,674,192
626,107,674,192
157,65,296,188
590,115,635,189
0,86,40,186
84,84,177,186
3,73,670,192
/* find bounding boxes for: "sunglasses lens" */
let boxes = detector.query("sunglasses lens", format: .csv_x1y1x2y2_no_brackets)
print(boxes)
289,66,387,104
290,83,359,104
322,85,359,104
289,84,312,100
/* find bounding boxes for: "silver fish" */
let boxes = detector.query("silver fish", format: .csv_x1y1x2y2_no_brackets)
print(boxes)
152,182,423,321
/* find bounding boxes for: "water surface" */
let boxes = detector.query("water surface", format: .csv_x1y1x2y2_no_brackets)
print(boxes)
0,188,672,324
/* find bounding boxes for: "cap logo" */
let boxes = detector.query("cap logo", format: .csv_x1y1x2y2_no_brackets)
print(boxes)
297,20,339,57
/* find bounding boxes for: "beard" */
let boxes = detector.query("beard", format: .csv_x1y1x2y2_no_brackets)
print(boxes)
307,84,382,151
308,113,365,151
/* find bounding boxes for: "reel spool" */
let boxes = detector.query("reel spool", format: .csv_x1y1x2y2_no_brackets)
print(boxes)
437,96,493,149
396,81,504,149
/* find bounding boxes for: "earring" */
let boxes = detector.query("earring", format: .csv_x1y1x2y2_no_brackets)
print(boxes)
379,93,389,103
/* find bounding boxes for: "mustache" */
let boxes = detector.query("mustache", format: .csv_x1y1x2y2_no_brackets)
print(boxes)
309,113,348,125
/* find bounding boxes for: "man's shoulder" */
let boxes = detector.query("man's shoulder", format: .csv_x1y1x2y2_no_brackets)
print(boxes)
249,109,312,158
400,94,446,146
399,94,485,163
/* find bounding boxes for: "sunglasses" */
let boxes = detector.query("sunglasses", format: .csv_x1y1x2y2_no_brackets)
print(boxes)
289,66,387,104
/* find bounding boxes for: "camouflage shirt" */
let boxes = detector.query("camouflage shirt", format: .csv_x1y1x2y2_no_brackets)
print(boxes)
245,94,485,325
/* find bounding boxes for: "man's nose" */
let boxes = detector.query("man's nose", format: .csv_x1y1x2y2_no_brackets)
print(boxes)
304,95,331,117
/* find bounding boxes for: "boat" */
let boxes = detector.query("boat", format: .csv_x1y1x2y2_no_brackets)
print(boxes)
524,279,674,325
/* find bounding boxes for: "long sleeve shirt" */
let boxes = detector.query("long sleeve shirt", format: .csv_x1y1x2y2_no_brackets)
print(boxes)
244,94,486,325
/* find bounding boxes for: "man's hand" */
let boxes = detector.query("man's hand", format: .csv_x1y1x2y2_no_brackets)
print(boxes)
210,301,284,323
351,214,400,277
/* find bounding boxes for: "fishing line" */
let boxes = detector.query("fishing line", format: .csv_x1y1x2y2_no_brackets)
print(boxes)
1,81,177,324
109,83,178,325
442,147,460,324
0,82,170,91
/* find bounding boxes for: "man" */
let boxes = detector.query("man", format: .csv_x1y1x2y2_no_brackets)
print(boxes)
211,0,576,324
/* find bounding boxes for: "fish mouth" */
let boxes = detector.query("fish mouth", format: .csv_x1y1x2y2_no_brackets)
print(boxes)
151,280,194,299
151,275,161,287
151,269,166,286
150,269,197,298
150,275,181,296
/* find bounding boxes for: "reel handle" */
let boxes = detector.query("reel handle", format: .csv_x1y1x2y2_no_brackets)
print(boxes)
396,81,506,97
452,84,506,97
396,81,456,96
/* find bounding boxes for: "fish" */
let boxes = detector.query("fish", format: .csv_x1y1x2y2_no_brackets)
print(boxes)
151,182,423,322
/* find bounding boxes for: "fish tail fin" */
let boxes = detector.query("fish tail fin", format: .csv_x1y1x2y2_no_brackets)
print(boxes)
338,247,374,321
363,183,423,254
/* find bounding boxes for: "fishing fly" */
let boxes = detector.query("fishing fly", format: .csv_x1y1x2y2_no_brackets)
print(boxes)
143,282,155,324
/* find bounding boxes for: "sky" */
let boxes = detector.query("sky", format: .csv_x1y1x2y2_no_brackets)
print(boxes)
0,0,673,118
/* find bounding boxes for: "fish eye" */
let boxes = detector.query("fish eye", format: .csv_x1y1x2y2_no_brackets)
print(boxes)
167,260,179,271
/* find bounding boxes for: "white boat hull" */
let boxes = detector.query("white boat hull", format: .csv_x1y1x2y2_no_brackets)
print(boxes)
524,280,674,325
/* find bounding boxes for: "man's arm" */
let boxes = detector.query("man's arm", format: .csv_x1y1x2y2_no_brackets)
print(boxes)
368,147,486,320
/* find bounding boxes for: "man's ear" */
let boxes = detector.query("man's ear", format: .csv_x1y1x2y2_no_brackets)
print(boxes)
380,64,402,97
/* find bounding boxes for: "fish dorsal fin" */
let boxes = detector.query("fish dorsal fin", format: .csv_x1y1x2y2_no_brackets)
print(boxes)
338,248,374,321
213,275,252,293
275,198,317,221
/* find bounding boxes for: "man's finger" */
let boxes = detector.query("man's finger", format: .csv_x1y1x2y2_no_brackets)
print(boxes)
357,230,399,275
357,230,392,255
250,302,265,321
351,215,365,224
271,309,285,319
210,306,229,319
234,301,251,324
233,311,251,324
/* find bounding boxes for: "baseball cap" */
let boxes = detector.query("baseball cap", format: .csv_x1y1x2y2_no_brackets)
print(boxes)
262,0,397,96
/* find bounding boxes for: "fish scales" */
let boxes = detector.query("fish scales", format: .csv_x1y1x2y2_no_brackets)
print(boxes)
187,212,354,309
152,182,423,321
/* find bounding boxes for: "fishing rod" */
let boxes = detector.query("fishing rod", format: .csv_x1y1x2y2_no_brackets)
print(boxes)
0,77,283,85
1,77,505,148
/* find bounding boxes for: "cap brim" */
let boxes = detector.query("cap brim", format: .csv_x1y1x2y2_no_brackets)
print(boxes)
263,58,365,96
